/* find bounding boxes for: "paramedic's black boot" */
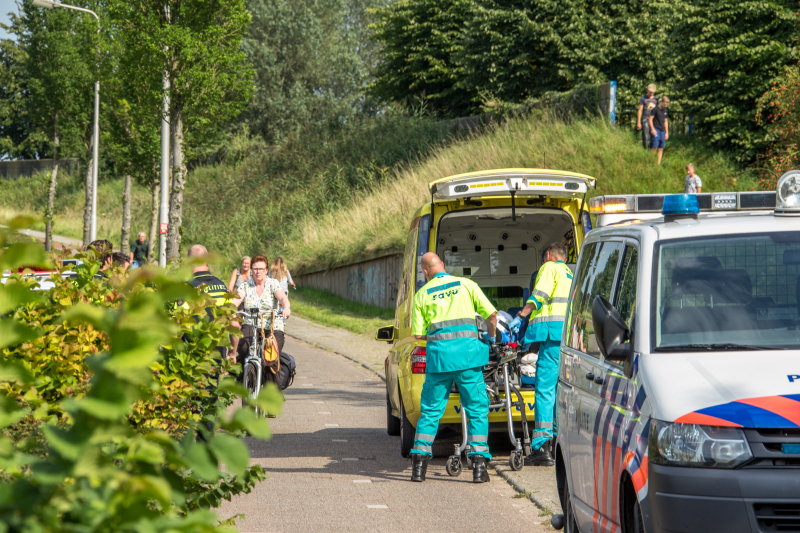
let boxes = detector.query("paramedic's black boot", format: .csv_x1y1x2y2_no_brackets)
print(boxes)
411,454,429,482
472,456,490,483
526,439,555,467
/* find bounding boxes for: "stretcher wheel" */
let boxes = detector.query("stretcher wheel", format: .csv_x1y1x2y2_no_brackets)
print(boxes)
445,457,462,477
510,450,524,471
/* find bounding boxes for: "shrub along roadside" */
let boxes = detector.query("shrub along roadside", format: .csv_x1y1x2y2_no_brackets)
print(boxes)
0,218,277,530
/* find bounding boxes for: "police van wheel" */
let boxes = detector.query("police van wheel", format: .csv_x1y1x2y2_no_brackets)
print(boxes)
632,500,645,533
562,476,579,533
399,397,414,458
387,393,401,436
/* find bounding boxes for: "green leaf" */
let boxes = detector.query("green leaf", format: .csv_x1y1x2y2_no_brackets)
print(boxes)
209,433,249,475
229,407,271,440
0,242,52,271
183,438,220,482
0,361,33,385
0,282,42,315
254,383,284,415
59,303,113,333
0,319,39,351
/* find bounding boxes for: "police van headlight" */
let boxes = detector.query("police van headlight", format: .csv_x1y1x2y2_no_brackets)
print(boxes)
649,421,752,468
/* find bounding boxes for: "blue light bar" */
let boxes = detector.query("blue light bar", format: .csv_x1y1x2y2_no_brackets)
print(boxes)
662,194,699,216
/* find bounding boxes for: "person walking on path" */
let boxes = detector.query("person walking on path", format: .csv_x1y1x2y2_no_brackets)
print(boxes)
648,96,670,165
129,232,149,270
268,256,295,294
684,163,702,193
637,84,659,149
409,252,498,484
228,256,252,292
509,242,572,467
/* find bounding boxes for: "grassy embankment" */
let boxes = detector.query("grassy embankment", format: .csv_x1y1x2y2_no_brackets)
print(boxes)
285,112,758,272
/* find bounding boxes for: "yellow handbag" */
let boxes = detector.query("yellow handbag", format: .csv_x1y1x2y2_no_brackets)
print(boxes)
261,310,280,373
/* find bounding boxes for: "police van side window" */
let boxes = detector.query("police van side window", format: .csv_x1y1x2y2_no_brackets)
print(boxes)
615,245,638,330
566,241,623,356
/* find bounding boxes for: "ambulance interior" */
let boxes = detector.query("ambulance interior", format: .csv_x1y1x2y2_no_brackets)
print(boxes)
434,207,577,314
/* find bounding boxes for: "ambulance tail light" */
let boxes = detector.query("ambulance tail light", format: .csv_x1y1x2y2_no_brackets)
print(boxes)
649,420,752,469
410,347,426,374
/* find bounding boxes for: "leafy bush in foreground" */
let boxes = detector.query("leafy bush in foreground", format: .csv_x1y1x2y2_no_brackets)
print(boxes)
0,220,279,531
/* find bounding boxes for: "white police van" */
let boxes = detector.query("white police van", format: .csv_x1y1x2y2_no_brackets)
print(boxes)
553,171,800,533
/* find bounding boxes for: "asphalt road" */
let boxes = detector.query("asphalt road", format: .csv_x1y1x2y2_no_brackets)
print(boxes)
219,336,551,533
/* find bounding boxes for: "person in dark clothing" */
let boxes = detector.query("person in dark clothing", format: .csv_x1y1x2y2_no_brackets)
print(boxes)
648,96,670,165
93,251,130,279
636,84,658,149
129,232,149,269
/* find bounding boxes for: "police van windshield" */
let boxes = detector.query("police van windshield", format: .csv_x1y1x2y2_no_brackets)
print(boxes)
653,232,800,351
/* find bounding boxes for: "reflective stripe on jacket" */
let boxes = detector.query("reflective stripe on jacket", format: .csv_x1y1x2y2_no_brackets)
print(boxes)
412,273,496,373
524,261,573,343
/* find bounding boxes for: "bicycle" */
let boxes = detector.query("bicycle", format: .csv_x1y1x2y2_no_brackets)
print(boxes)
237,307,273,418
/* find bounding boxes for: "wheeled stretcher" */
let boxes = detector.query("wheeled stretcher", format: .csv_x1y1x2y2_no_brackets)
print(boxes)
445,342,534,476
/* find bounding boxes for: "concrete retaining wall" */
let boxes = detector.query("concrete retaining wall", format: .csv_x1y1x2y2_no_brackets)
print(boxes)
0,159,77,181
297,253,403,309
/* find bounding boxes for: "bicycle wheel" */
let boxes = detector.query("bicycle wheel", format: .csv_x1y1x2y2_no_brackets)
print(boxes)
242,360,261,415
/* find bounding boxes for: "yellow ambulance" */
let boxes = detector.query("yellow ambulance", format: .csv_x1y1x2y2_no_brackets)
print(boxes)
377,168,597,457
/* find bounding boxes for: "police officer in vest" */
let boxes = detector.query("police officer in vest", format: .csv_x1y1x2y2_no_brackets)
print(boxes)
509,242,572,466
410,252,498,483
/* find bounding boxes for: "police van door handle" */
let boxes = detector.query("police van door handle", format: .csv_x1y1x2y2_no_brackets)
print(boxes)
593,374,604,385
585,372,594,381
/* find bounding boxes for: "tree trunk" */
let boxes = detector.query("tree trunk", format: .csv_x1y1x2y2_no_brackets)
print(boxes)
45,120,59,253
82,141,94,248
120,174,132,254
148,179,159,263
166,111,185,262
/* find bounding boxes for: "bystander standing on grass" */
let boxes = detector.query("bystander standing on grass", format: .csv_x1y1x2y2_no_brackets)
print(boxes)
129,232,149,269
649,96,670,165
684,163,702,193
637,84,659,149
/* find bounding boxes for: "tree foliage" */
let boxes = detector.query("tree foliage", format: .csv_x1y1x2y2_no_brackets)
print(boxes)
242,0,382,143
0,219,278,531
672,0,798,160
756,65,800,189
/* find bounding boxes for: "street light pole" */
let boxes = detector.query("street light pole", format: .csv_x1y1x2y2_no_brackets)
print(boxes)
159,4,170,268
32,0,100,242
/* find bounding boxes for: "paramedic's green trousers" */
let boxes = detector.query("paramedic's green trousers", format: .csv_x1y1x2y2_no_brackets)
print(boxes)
411,367,491,460
531,338,560,451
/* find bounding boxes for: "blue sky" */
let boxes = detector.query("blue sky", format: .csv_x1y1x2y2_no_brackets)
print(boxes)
0,0,17,40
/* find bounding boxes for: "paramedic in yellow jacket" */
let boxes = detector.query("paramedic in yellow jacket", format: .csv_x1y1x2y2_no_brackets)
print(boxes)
410,252,498,484
509,242,572,467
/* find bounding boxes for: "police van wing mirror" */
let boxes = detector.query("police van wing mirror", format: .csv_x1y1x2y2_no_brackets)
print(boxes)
592,296,630,362
376,325,397,343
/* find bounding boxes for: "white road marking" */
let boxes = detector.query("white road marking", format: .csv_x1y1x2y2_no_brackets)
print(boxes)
332,439,348,442
367,505,388,509
353,480,372,484
342,458,358,461
318,411,331,414
312,401,325,404
325,424,339,427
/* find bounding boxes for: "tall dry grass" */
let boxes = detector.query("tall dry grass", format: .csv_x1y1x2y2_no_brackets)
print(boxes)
286,112,756,271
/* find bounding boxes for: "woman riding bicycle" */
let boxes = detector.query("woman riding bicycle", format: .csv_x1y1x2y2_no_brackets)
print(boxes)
231,255,290,387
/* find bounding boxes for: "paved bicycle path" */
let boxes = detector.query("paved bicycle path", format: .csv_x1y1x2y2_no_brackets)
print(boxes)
283,315,563,517
219,335,551,532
